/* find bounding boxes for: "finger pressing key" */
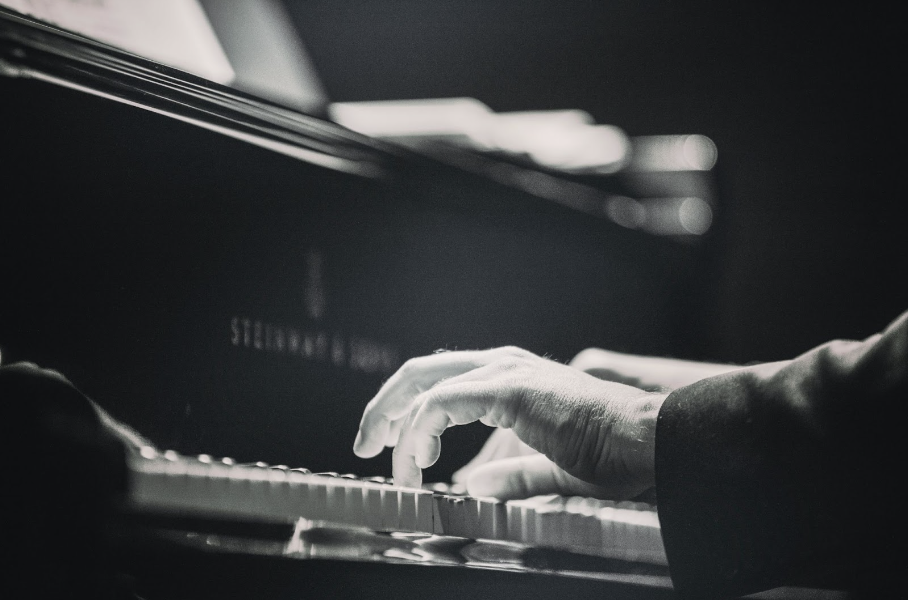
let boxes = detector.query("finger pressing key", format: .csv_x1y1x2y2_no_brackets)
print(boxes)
354,348,515,458
391,409,424,489
390,361,520,488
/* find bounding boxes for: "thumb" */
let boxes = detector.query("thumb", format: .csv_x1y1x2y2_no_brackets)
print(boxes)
465,454,610,500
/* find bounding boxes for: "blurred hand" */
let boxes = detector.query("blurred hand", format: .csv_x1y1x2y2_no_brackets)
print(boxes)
1,360,73,384
0,361,151,451
569,347,742,391
353,347,666,500
450,427,538,485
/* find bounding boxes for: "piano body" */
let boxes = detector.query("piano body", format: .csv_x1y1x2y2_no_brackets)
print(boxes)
0,6,770,599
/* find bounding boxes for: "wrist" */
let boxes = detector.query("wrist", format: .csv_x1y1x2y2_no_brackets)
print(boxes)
622,393,668,493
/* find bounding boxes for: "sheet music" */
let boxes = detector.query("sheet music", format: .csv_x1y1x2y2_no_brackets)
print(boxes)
1,0,234,83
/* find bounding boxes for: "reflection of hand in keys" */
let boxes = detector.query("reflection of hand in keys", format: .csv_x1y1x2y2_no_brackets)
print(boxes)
353,347,668,500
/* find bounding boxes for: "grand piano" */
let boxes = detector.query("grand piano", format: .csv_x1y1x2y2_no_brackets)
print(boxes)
1,5,838,599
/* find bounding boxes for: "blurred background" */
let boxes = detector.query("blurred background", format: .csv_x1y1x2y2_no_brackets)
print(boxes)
2,1,904,478
283,0,904,362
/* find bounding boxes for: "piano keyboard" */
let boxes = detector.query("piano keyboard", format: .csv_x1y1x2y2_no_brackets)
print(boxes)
128,447,667,565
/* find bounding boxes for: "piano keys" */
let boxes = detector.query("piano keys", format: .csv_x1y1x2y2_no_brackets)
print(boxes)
128,447,667,566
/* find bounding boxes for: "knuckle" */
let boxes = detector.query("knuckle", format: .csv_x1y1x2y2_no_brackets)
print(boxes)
363,403,393,427
405,376,430,399
361,399,382,418
496,353,533,374
418,387,444,410
398,357,422,376
500,345,529,357
496,357,522,372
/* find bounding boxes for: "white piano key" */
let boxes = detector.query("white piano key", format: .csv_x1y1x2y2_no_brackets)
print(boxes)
379,486,400,531
534,504,562,549
398,488,418,531
532,505,546,547
343,480,365,526
612,507,631,556
476,497,504,540
462,497,481,539
236,463,270,517
435,494,452,534
362,483,384,530
324,478,348,523
261,467,288,520
579,499,602,553
561,497,581,545
284,470,312,519
562,496,589,552
491,500,508,540
506,499,536,544
618,507,666,564
432,492,455,535
524,505,538,545
598,506,617,556
448,496,468,537
308,477,328,521
195,461,225,512
415,490,437,534
506,500,523,542
321,476,344,520
202,462,235,516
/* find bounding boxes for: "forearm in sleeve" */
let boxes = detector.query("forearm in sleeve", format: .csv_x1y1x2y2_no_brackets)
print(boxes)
654,311,908,598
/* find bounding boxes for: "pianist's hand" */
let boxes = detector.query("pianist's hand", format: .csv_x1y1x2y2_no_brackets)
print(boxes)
450,349,741,489
353,347,667,500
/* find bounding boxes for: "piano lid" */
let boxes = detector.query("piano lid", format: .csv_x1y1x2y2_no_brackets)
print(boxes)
0,5,398,179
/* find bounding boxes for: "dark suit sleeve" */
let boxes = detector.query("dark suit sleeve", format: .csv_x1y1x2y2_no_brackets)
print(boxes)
654,311,908,598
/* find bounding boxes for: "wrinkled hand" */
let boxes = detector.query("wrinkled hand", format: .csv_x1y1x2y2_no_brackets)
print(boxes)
354,347,667,500
447,347,735,498
446,347,735,499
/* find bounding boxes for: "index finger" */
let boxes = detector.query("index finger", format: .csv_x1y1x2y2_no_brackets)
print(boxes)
353,347,515,458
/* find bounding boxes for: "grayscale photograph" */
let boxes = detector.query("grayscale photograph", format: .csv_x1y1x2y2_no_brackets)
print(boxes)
1,2,903,598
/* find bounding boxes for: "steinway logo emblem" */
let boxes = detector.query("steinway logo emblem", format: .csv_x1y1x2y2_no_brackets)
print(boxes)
230,249,400,374
304,249,326,321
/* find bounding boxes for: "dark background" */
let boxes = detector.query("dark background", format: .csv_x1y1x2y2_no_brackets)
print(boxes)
1,3,904,479
284,0,906,363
